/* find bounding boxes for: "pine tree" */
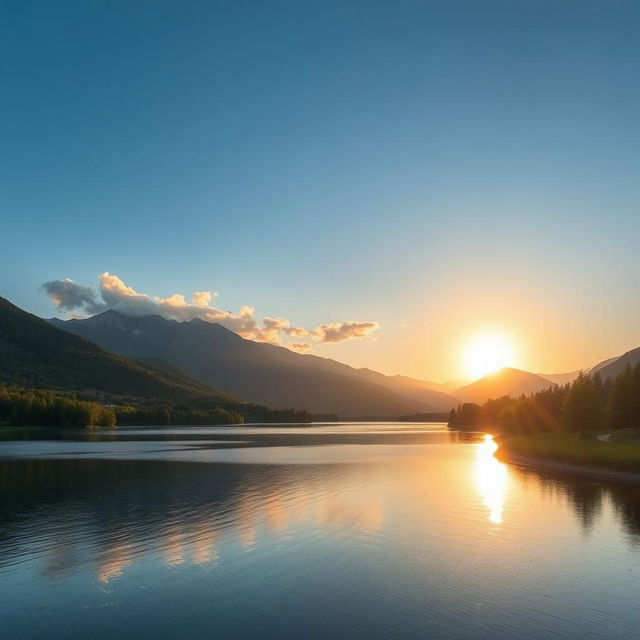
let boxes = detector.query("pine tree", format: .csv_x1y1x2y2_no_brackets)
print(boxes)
562,372,603,437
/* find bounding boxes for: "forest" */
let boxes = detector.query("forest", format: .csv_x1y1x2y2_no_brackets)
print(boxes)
0,386,312,428
0,387,116,428
448,362,640,436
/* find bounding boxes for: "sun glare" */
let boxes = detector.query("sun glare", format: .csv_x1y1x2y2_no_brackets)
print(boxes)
475,435,508,524
463,333,514,380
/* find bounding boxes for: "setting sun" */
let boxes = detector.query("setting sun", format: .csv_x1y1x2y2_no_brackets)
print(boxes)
463,333,515,380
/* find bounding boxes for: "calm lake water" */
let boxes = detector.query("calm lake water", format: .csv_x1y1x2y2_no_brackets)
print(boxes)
1,423,639,639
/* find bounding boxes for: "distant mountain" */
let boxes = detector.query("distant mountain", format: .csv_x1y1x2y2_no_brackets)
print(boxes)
454,367,554,405
538,370,580,386
353,368,456,408
595,347,640,381
590,355,625,376
0,297,233,402
539,351,640,386
49,310,456,417
426,379,469,393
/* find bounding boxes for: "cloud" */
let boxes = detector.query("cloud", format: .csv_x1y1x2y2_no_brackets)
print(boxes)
41,279,107,315
255,316,291,343
284,326,308,338
311,321,379,344
42,273,379,349
192,291,215,307
289,343,313,353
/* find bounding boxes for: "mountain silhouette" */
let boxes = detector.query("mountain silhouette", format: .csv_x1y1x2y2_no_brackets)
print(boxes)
0,297,232,402
49,310,456,416
594,347,640,381
453,367,553,404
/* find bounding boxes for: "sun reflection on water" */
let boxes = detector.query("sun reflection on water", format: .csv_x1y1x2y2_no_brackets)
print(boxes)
475,434,508,524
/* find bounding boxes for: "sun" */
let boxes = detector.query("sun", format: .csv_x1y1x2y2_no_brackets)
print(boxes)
463,333,515,380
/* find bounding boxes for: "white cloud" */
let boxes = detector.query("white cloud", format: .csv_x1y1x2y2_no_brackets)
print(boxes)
43,272,380,349
289,342,313,353
192,291,215,307
311,321,379,344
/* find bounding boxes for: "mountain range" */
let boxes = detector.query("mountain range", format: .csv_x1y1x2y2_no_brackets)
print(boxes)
49,310,456,417
2,296,638,417
0,297,233,403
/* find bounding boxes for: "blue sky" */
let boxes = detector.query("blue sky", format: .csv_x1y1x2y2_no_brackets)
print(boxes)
2,0,639,379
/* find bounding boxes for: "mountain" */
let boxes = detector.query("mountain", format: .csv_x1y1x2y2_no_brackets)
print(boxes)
539,350,640,386
425,379,469,393
353,368,456,408
0,297,233,402
538,370,580,386
590,355,625,376
49,310,456,417
454,367,554,405
595,347,640,381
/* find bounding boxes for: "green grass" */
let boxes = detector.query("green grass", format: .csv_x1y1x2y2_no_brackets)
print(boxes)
497,433,640,472
609,429,640,444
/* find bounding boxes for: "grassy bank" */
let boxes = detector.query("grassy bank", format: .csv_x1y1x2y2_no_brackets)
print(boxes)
496,433,640,473
609,429,640,444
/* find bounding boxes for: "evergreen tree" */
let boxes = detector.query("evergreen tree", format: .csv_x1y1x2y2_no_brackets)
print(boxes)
562,372,603,437
608,363,635,430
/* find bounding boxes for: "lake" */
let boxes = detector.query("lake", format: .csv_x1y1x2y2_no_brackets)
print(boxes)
1,423,639,639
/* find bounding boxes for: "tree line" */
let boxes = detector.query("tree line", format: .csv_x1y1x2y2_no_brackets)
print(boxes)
448,361,640,436
116,404,244,426
104,398,311,425
0,387,116,428
0,386,313,428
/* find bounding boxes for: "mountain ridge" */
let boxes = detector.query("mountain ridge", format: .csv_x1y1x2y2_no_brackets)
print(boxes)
453,367,554,405
49,310,457,416
595,347,640,381
0,296,234,402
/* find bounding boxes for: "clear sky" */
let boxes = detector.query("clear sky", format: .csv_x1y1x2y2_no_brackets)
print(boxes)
2,0,639,381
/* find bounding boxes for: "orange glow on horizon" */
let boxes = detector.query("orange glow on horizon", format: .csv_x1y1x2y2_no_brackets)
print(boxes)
462,332,516,379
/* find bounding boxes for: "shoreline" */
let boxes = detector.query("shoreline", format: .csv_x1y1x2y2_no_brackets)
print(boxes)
495,447,640,484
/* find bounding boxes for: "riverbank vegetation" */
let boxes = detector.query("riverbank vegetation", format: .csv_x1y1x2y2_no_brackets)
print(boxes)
114,403,310,425
0,385,312,428
115,404,244,426
0,387,116,428
496,434,640,473
448,361,640,437
610,430,640,444
448,362,640,474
